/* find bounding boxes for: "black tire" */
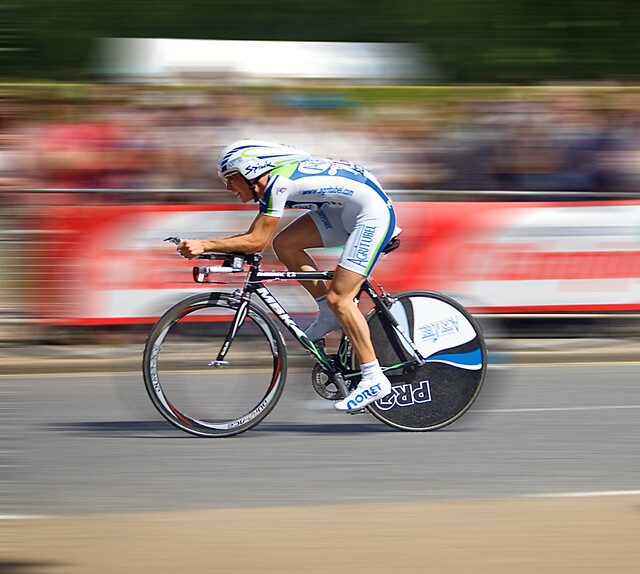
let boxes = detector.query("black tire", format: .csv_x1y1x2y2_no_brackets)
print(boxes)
143,292,287,437
365,291,487,431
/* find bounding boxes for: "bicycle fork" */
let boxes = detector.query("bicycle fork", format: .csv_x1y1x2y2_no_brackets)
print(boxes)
215,286,353,398
208,295,250,367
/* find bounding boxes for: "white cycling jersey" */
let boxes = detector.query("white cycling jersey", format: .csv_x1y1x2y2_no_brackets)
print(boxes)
260,158,397,276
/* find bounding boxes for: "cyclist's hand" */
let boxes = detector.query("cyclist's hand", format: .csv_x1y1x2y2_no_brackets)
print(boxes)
177,239,206,259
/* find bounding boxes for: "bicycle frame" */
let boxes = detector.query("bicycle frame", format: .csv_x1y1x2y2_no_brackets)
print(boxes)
146,247,487,436
204,254,427,397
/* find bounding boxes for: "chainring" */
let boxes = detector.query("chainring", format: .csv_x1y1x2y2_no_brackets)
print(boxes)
311,364,343,400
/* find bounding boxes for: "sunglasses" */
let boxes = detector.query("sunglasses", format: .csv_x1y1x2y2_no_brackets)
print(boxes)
221,172,241,186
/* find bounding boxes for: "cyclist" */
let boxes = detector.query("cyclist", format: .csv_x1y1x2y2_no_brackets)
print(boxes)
177,140,399,411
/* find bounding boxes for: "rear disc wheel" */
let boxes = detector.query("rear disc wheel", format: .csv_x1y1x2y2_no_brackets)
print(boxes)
366,291,487,431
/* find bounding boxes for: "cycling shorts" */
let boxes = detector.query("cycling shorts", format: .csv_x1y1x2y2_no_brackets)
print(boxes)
307,197,397,276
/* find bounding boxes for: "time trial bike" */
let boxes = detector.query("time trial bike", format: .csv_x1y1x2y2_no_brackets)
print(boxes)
142,239,487,437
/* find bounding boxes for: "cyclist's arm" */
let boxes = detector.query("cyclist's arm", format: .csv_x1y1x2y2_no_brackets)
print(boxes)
177,213,280,259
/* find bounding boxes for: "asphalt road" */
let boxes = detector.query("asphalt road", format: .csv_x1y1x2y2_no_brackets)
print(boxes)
3,362,639,518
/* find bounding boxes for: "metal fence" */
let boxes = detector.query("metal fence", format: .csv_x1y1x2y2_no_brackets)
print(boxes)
2,188,640,342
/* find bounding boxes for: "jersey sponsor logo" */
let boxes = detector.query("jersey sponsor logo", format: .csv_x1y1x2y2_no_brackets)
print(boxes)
297,159,368,179
302,187,354,197
284,200,343,211
316,210,333,230
298,159,333,174
332,160,366,177
376,380,432,411
346,224,378,268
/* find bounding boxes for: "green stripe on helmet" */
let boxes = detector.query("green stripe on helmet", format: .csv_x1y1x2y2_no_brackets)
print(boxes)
271,163,299,178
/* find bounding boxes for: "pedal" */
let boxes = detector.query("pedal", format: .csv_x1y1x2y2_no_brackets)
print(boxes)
346,409,366,415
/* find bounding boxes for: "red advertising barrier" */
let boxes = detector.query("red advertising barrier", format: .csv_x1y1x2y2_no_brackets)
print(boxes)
33,201,640,324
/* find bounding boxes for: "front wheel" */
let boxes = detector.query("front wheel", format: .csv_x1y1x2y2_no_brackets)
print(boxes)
143,292,287,437
366,291,487,431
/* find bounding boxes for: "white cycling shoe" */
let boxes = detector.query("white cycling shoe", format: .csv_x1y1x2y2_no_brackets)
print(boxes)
304,311,342,342
334,375,392,412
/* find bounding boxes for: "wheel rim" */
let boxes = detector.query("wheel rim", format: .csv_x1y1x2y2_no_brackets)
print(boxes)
366,292,486,431
145,298,285,435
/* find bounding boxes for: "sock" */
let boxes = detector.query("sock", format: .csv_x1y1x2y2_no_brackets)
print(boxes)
315,295,329,312
304,295,341,341
360,359,383,380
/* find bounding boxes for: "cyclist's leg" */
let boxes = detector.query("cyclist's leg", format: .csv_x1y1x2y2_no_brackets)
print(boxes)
328,267,392,410
332,198,396,353
325,266,374,363
331,202,396,410
273,210,350,340
271,212,327,299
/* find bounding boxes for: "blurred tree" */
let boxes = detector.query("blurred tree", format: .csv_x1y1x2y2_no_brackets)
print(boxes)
8,0,640,82
0,1,25,78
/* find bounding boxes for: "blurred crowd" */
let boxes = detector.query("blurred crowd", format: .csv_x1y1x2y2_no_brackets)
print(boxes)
1,85,640,204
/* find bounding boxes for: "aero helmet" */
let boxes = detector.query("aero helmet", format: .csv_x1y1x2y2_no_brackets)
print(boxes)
218,140,311,182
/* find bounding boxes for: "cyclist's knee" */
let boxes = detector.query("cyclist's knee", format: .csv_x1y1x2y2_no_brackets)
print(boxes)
271,232,287,260
272,232,300,262
326,291,353,316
